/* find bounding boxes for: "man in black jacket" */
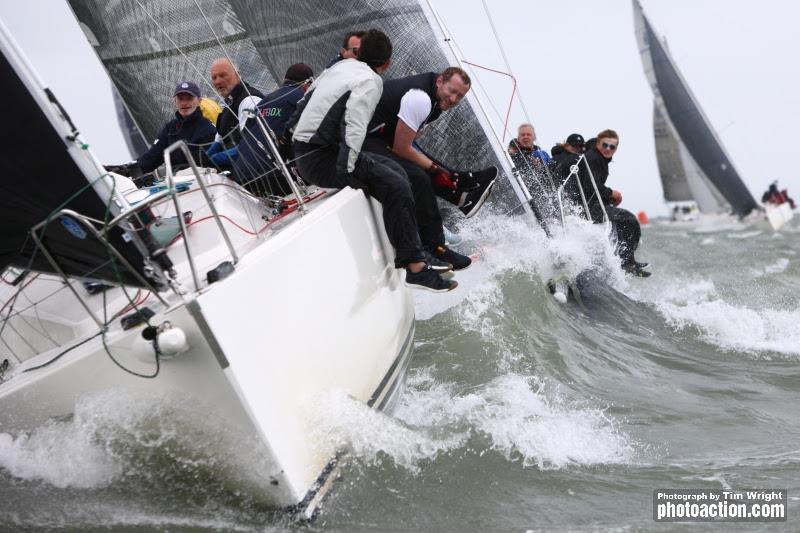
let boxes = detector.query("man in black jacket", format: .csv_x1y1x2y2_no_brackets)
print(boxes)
206,58,265,169
362,67,495,271
578,130,649,277
233,63,314,195
109,81,216,181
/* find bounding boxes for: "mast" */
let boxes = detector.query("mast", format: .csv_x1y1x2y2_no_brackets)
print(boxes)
418,0,536,221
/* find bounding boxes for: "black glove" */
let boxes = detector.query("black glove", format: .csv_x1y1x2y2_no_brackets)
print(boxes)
105,162,142,179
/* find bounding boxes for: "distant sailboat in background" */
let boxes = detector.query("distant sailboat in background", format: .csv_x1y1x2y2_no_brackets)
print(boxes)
633,0,758,220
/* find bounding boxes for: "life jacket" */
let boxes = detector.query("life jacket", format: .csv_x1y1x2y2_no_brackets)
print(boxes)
367,72,442,146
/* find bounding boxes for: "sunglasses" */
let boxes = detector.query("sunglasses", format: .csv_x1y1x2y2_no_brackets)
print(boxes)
348,47,359,55
602,142,618,151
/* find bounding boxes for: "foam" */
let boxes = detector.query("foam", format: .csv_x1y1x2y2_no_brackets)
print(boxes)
307,388,468,474
0,418,121,489
0,390,278,493
727,230,763,239
394,370,637,470
627,276,800,357
658,299,800,356
415,212,621,320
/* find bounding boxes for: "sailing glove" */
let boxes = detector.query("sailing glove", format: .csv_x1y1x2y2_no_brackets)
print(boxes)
428,162,458,192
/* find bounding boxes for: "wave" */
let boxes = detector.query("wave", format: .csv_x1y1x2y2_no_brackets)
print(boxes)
627,277,800,357
0,389,280,499
395,370,637,470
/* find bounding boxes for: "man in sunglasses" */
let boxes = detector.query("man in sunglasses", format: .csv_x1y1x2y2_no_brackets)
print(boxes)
326,30,366,68
580,130,650,277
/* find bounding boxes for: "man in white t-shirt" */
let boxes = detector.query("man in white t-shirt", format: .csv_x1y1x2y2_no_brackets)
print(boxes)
362,67,497,271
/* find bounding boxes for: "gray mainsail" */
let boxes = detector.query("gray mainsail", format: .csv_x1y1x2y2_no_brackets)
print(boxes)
69,0,278,142
652,103,692,203
227,0,500,171
652,102,728,212
633,0,757,217
68,0,522,210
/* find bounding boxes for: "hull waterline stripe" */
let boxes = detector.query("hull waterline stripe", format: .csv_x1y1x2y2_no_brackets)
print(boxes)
293,319,415,518
368,320,415,408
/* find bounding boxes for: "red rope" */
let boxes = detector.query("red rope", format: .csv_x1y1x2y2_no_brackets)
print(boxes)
166,189,328,247
461,60,517,144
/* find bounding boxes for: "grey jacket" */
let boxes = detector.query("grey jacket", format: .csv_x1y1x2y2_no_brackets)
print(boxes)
291,58,383,176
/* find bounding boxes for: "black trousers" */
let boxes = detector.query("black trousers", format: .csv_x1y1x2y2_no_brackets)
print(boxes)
605,206,641,265
361,137,445,250
293,141,425,267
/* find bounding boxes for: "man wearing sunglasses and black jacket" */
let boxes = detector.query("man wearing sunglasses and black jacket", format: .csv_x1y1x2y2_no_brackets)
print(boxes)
581,130,650,277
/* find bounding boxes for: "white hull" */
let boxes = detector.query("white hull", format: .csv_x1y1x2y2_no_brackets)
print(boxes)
0,179,415,515
765,203,794,231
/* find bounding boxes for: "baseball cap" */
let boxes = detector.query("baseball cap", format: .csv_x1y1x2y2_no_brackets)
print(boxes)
566,133,585,146
284,63,314,84
173,81,201,98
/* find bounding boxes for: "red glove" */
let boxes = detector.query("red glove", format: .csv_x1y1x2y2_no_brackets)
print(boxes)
428,162,458,191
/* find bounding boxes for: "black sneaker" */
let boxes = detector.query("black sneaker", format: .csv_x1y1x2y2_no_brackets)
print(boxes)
423,251,453,273
459,178,496,218
623,262,652,278
405,265,458,292
433,245,471,271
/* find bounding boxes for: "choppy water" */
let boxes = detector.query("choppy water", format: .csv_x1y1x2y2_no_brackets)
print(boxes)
2,212,799,532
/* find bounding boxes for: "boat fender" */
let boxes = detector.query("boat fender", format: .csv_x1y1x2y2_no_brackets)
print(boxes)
156,326,188,357
137,322,188,361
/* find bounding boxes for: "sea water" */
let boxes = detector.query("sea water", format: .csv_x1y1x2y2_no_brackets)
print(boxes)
1,212,799,532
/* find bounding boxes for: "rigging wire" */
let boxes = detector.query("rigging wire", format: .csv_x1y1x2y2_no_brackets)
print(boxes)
133,0,222,104
476,0,557,191
479,0,535,128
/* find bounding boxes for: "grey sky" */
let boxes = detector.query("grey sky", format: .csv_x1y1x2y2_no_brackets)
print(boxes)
1,1,798,216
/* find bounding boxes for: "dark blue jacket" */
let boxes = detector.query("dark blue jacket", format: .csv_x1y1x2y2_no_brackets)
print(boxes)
137,107,215,173
232,83,306,196
256,82,307,138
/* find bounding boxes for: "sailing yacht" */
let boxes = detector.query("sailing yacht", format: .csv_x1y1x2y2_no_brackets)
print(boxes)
633,0,759,222
0,13,418,518
0,0,542,517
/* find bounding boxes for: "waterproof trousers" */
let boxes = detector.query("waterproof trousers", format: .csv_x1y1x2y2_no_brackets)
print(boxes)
606,206,641,266
361,137,446,251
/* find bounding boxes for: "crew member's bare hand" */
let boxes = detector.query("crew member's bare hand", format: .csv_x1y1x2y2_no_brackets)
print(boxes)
611,190,622,205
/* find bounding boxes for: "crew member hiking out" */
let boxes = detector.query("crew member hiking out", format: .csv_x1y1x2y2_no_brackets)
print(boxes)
550,132,586,195
579,130,650,277
362,67,497,270
508,123,551,172
288,29,456,293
